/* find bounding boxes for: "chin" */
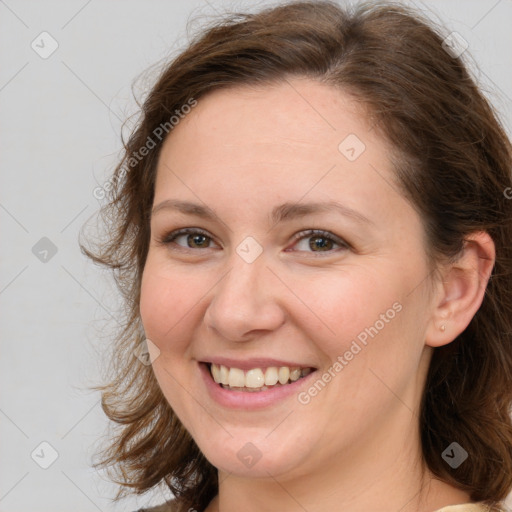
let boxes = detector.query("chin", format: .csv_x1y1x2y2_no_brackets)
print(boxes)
196,430,309,478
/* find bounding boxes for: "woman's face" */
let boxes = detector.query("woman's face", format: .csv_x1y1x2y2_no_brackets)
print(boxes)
140,78,436,480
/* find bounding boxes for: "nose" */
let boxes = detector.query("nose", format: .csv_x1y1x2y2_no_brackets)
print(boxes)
203,251,286,342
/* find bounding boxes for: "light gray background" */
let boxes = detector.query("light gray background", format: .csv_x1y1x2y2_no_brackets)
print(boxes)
1,1,511,510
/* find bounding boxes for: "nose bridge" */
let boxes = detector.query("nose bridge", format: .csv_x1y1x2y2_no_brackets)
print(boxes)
215,249,268,315
204,246,285,340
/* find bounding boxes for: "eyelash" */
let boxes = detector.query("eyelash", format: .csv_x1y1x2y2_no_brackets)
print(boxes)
157,227,350,255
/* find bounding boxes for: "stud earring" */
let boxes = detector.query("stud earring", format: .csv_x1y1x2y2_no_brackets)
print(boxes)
440,324,446,332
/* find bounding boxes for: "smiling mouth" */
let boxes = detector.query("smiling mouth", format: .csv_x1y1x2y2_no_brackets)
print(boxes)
207,363,316,392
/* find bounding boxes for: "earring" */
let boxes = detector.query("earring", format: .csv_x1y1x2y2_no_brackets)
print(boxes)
440,324,446,332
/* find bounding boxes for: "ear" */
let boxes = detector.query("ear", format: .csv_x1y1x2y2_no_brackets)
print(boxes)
425,231,495,348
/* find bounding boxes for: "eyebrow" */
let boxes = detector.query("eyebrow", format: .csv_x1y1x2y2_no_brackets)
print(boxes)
269,201,373,226
151,199,373,226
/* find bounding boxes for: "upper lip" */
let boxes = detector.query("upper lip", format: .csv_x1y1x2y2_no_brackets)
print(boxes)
201,357,317,371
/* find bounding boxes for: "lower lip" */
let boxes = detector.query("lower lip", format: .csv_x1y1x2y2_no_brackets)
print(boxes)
199,362,317,410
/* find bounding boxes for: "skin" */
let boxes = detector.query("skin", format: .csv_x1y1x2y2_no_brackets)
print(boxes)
139,78,495,512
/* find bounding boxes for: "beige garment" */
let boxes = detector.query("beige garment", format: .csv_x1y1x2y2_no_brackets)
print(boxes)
434,504,502,512
140,501,503,512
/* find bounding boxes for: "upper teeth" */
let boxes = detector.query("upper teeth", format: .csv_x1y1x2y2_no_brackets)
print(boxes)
210,363,312,388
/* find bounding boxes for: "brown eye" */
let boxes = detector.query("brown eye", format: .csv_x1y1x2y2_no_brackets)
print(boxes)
186,233,210,248
308,236,335,252
161,228,216,250
290,229,348,254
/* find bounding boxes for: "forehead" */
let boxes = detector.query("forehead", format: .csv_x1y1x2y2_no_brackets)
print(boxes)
160,79,374,161
154,78,410,229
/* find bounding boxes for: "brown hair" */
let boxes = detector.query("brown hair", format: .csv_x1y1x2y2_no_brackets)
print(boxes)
82,1,512,510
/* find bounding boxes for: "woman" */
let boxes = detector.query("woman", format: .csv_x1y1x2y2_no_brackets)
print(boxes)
83,1,512,511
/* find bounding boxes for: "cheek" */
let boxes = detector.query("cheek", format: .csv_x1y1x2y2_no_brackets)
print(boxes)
291,266,404,354
291,268,420,421
326,267,427,386
139,258,201,349
293,262,426,412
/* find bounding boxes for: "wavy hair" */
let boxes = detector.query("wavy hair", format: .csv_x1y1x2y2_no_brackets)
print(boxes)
82,1,512,510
